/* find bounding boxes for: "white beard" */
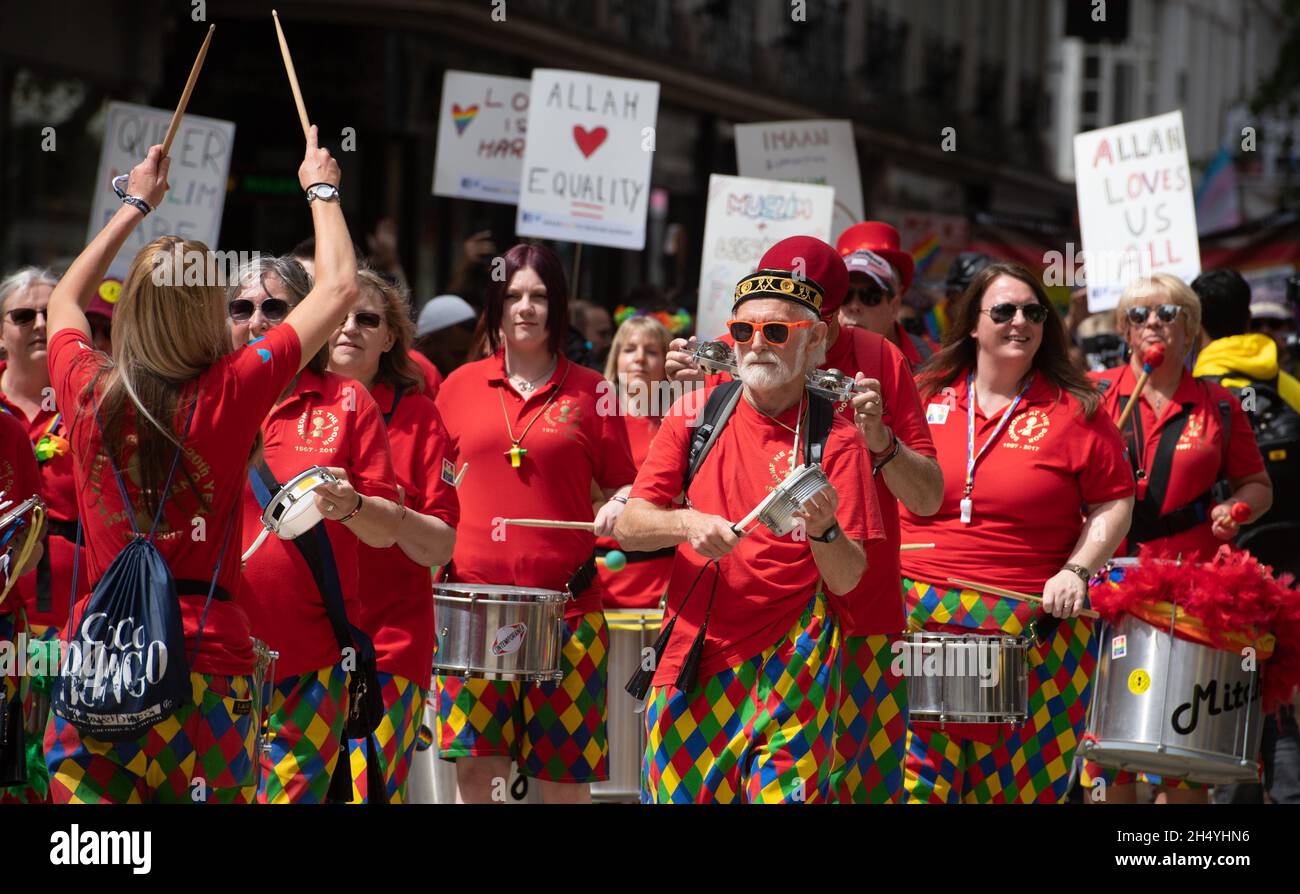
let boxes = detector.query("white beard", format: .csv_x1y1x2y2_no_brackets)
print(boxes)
737,338,808,390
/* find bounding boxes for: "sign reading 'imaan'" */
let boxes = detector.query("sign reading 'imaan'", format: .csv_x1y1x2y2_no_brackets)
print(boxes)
516,69,659,250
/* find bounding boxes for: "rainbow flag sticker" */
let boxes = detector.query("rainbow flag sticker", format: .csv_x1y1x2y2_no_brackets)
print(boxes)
451,103,479,136
911,234,941,277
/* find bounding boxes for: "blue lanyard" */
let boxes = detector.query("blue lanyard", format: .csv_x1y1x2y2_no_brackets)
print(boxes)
963,371,1031,514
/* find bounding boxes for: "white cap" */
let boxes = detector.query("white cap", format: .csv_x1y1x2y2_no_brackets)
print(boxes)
417,294,477,336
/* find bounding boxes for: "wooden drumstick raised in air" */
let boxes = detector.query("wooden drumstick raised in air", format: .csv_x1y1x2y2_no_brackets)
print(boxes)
503,518,596,531
1114,342,1166,433
160,24,215,157
272,10,312,140
947,577,1101,619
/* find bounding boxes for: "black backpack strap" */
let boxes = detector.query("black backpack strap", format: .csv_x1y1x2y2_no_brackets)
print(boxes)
249,461,360,658
681,381,743,499
382,388,404,427
805,393,835,466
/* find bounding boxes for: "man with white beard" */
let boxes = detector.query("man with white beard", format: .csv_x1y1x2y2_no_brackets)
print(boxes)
615,237,884,803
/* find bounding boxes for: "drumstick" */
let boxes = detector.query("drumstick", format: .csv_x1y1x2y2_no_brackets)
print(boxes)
947,577,1100,619
241,527,271,564
900,543,935,551
272,10,312,141
161,24,215,157
1114,342,1166,433
503,518,596,531
453,462,469,488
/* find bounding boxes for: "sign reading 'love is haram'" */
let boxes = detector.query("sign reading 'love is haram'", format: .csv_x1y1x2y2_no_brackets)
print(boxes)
432,70,531,204
515,69,660,250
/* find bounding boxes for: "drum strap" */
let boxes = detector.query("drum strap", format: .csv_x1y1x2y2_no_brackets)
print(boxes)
595,544,676,564
382,388,403,427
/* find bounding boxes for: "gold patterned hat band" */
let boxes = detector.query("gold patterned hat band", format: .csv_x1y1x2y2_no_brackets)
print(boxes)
732,269,825,314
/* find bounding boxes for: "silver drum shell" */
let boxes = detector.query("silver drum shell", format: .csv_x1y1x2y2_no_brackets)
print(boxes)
432,584,567,682
1081,614,1263,784
903,630,1030,725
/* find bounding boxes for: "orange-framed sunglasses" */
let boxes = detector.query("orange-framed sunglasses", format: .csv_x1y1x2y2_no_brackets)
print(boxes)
726,319,815,345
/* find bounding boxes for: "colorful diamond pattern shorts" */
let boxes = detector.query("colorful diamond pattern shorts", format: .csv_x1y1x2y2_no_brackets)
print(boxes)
435,611,608,784
257,663,348,804
641,593,840,804
828,633,908,803
346,672,426,803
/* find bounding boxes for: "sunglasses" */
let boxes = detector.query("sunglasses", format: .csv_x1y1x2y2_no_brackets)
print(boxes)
5,307,47,327
726,319,815,345
228,298,292,323
1125,304,1182,326
341,311,383,330
983,302,1048,325
844,286,888,307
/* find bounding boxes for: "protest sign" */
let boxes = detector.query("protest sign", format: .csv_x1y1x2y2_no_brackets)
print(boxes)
1074,110,1200,311
735,119,863,238
432,70,531,204
516,69,659,250
695,174,835,341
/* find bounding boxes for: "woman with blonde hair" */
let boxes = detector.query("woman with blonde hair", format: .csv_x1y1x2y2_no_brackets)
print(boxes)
597,314,674,609
41,130,361,803
328,269,458,803
1081,273,1271,803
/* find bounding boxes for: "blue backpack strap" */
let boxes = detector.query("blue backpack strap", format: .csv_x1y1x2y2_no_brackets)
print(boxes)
382,388,404,427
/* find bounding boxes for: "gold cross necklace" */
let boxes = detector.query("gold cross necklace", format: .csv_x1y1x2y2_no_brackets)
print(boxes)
499,358,570,470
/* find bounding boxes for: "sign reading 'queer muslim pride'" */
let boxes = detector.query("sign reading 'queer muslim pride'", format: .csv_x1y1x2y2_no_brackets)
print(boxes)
89,102,236,280
734,119,864,238
516,69,659,250
1074,110,1200,312
695,174,836,342
432,71,531,204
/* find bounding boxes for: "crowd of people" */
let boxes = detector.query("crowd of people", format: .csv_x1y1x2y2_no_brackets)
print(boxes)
0,130,1297,806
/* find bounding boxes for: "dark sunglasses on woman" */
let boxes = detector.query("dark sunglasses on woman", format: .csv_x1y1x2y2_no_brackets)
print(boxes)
341,311,383,329
228,298,292,323
726,319,814,345
983,302,1048,325
1125,304,1182,326
4,307,47,327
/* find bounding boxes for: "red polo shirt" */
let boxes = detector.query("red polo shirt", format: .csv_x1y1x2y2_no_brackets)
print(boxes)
356,383,460,688
409,349,443,397
47,324,303,675
630,385,884,686
0,407,41,618
1091,364,1264,562
900,369,1134,594
702,325,934,634
240,367,400,677
435,353,636,617
0,363,88,629
598,412,672,609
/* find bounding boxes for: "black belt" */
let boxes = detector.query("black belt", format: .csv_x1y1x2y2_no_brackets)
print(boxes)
1128,492,1214,546
176,579,234,603
443,555,601,600
35,519,80,614
46,519,78,542
595,545,676,564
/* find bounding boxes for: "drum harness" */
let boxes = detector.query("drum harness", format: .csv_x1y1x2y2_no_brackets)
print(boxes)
1098,376,1232,548
625,381,836,701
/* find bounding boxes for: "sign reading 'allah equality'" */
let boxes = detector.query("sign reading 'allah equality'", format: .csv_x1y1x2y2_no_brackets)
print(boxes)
1073,110,1201,312
515,69,660,250
432,70,531,204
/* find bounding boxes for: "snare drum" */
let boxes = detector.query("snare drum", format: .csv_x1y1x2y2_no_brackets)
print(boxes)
902,630,1030,726
592,608,663,802
1082,608,1263,785
242,467,339,562
432,584,567,682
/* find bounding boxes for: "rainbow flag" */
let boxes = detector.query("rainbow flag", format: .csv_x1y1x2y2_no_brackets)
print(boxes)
911,234,941,277
925,300,950,342
1195,146,1241,235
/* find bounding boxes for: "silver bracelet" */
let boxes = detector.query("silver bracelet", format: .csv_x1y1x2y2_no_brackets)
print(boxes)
111,173,153,216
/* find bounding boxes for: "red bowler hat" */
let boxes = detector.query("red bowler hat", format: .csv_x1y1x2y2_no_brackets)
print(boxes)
733,235,848,319
835,221,914,293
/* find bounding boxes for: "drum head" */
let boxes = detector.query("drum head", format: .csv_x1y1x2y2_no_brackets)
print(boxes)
434,583,566,602
265,467,336,538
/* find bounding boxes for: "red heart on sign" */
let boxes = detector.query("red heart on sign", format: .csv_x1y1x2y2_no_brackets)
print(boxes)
573,125,608,159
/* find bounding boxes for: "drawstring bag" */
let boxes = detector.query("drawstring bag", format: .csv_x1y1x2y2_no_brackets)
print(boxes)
52,400,233,742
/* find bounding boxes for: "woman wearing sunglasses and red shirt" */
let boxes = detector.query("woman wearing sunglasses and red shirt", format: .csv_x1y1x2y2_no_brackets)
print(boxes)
327,269,458,803
1080,274,1269,804
227,254,405,804
898,261,1135,804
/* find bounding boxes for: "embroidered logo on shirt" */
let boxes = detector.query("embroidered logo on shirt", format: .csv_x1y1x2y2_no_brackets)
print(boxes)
1006,410,1050,449
441,458,456,486
1176,413,1205,450
541,398,583,438
297,409,341,450
926,403,950,425
248,335,272,363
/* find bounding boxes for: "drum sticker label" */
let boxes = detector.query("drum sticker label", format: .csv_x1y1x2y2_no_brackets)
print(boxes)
491,623,528,656
1111,635,1127,660
926,403,950,425
1128,668,1151,695
441,458,457,486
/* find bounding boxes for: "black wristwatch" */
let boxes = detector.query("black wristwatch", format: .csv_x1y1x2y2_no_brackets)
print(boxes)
809,522,842,544
306,183,341,203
